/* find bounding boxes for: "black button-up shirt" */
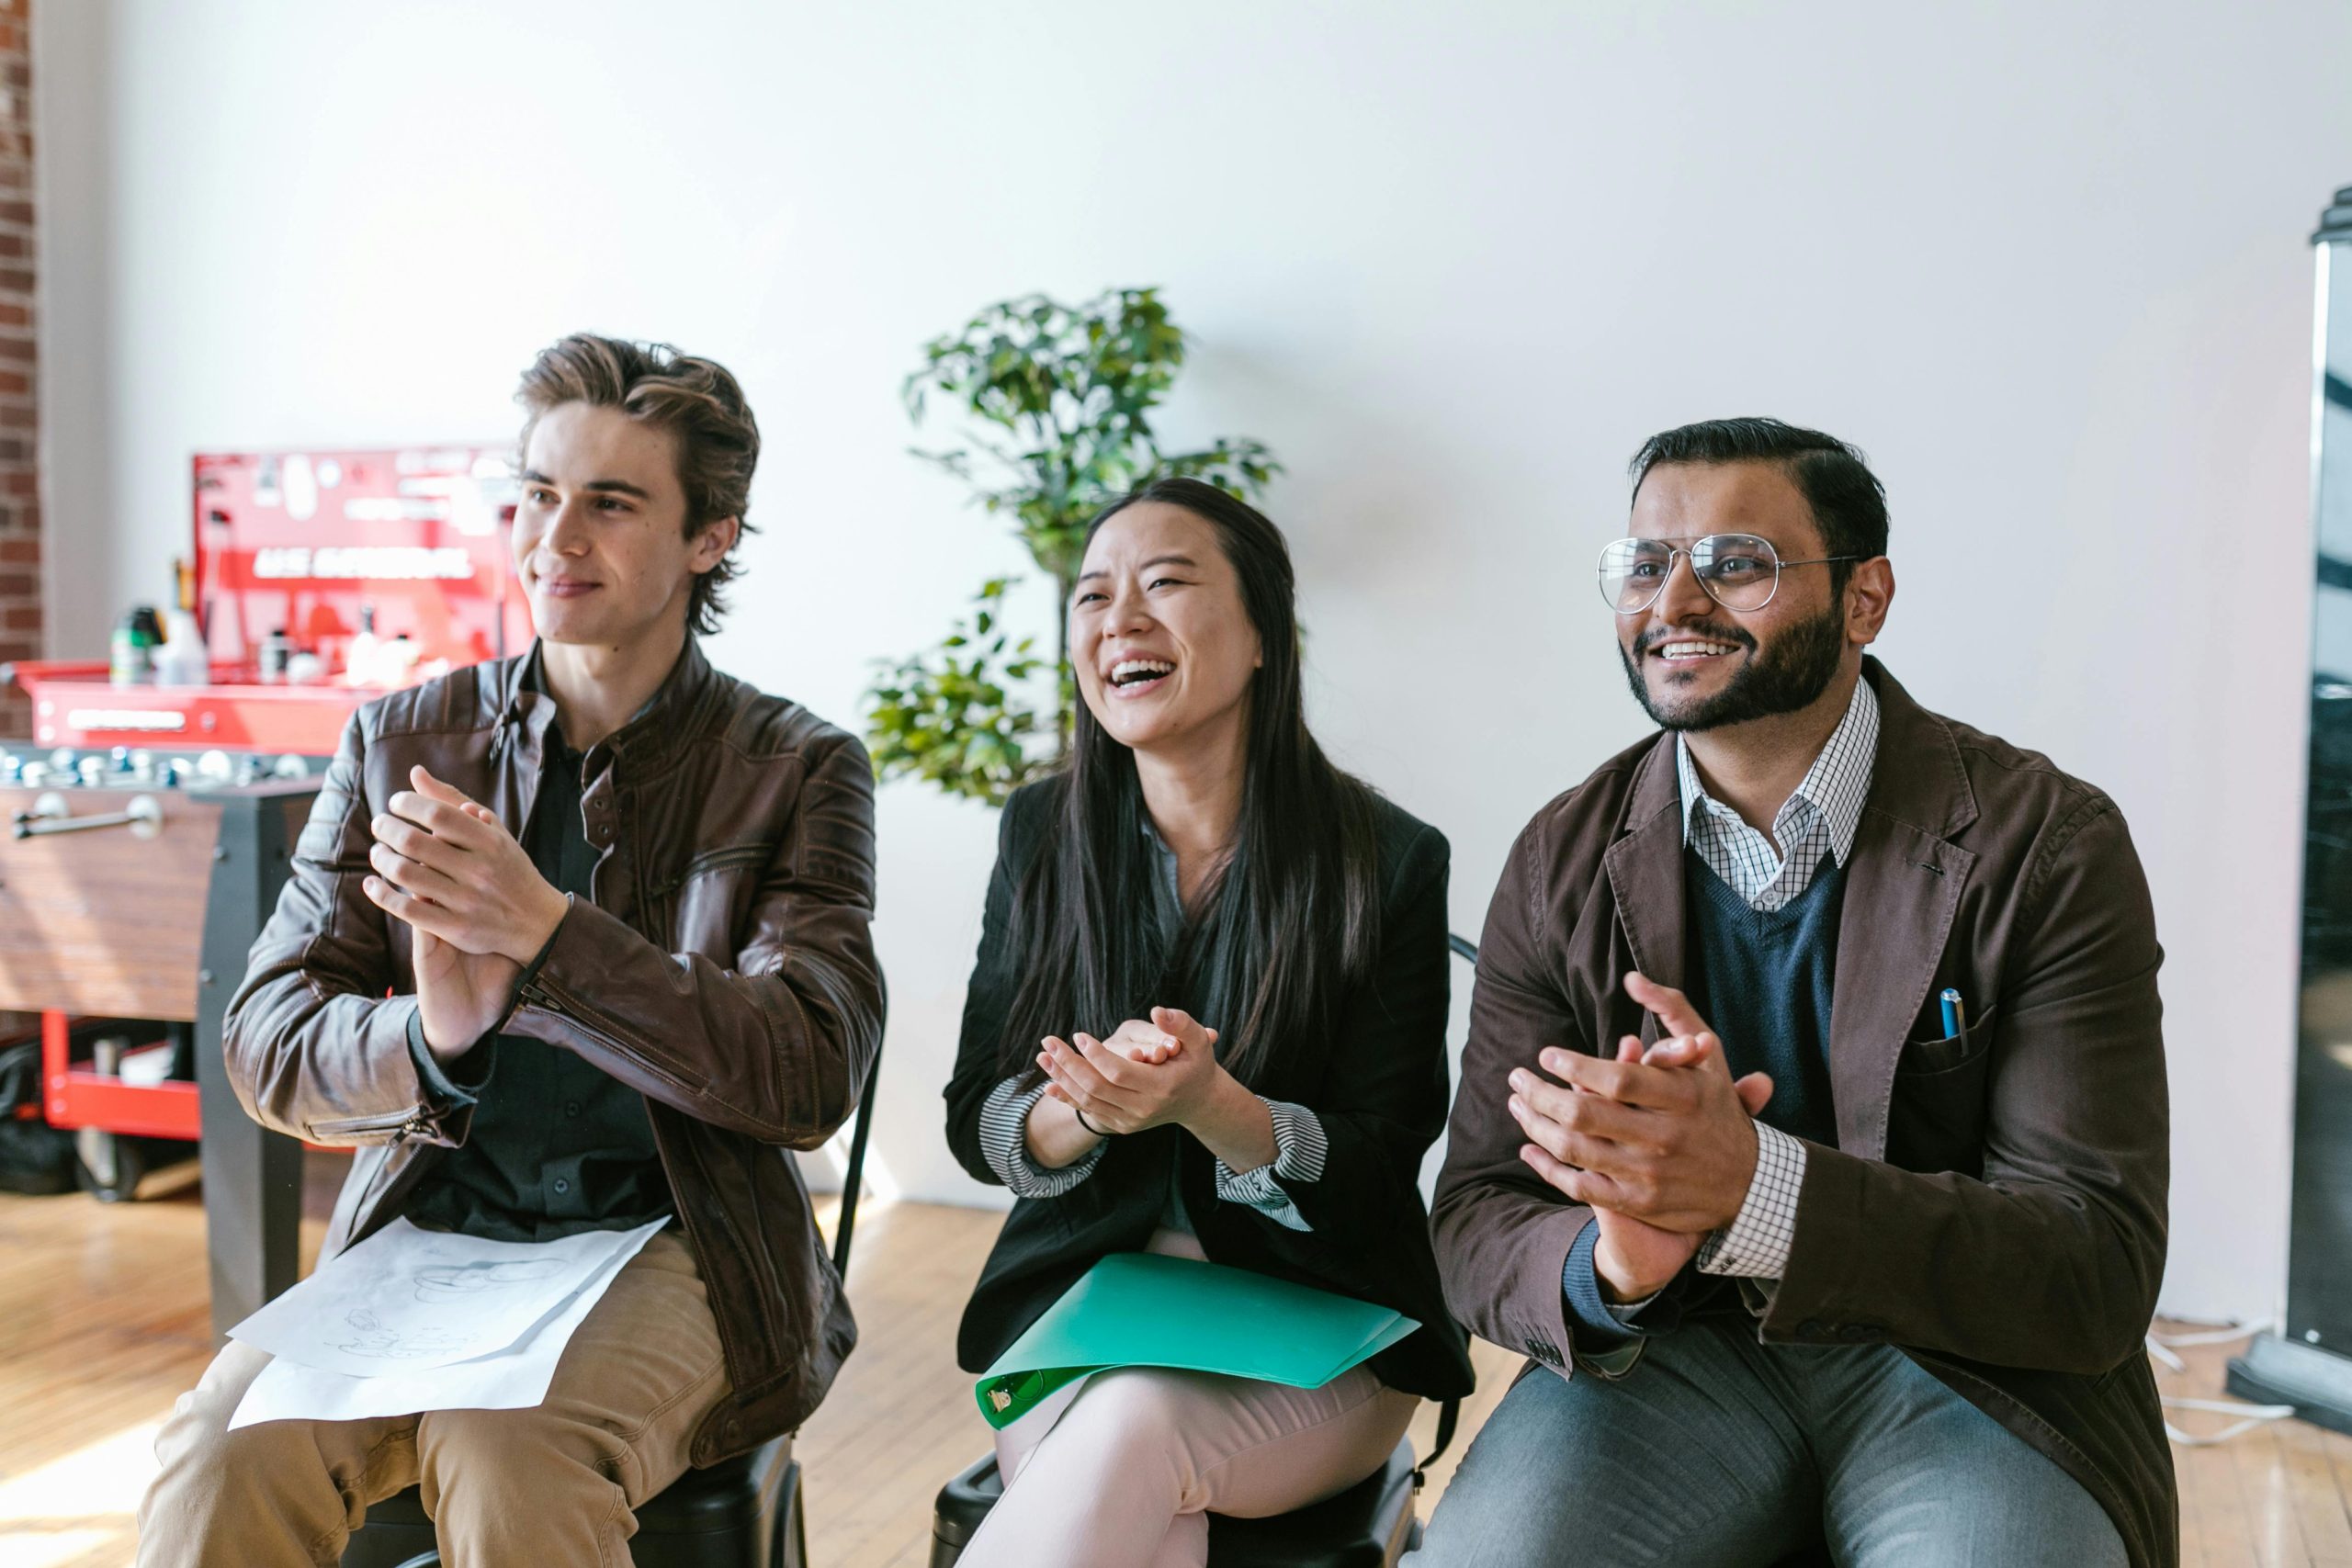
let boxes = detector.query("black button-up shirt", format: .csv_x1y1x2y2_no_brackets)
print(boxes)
402,720,674,1242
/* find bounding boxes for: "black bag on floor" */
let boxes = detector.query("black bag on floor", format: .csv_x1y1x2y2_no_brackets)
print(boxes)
0,1040,76,1195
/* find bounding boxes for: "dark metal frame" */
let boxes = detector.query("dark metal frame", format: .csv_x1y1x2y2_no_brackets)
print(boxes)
191,777,319,1337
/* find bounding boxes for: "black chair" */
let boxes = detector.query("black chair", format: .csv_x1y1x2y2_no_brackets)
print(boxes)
929,939,1481,1568
340,1047,883,1568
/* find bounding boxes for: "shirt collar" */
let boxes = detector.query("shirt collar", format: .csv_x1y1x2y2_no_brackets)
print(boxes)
1674,675,1881,867
1139,818,1184,934
515,638,694,763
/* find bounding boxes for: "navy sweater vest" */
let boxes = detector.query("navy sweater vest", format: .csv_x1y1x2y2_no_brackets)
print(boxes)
1681,847,1845,1150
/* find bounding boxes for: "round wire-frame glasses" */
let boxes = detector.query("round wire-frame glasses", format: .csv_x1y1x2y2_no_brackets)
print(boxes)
1597,534,1859,615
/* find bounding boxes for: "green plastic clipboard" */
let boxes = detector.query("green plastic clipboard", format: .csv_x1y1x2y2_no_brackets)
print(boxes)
974,1251,1419,1429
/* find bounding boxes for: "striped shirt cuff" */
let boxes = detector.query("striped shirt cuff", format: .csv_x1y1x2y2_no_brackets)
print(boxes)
1697,1122,1805,1279
1212,1098,1326,1232
977,1076,1105,1199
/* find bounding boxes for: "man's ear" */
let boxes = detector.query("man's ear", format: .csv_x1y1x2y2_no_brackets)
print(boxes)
1846,558,1894,646
690,515,741,572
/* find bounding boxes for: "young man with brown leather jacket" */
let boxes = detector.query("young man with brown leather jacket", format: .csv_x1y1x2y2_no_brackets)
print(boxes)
139,334,887,1566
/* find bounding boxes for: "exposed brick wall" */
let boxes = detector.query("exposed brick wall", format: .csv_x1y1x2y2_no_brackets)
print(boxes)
0,0,25,1046
0,0,34,739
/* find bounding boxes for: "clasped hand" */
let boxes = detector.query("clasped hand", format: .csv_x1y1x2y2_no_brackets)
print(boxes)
1510,972,1773,1301
1035,1007,1222,1135
361,765,570,1061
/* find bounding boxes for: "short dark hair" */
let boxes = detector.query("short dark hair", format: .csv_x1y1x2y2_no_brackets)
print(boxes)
515,333,761,637
1629,418,1888,593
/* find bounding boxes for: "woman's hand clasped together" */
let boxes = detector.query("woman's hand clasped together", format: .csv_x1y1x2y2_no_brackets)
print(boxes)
1038,1006,1218,1134
1027,1005,1282,1178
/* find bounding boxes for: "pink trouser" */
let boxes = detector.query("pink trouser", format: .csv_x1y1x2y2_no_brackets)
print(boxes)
957,1230,1421,1568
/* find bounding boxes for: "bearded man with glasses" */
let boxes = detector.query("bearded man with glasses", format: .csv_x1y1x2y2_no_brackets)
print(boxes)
1412,418,2174,1568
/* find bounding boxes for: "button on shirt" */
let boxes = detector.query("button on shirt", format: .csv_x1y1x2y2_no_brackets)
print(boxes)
402,720,675,1243
1679,675,1879,1281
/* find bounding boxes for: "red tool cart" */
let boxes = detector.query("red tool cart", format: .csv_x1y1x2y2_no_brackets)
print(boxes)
0,446,526,1321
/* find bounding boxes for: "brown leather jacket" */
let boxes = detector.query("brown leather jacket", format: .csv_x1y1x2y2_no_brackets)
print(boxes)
1434,660,2174,1567
223,641,886,1462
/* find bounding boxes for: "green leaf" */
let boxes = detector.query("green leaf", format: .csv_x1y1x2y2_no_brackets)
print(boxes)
882,286,1285,802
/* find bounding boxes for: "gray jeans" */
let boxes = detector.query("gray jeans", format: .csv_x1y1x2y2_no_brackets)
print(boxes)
1409,1319,2128,1568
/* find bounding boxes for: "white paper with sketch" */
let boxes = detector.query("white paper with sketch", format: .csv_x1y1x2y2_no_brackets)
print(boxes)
228,1217,667,1378
225,1222,662,1429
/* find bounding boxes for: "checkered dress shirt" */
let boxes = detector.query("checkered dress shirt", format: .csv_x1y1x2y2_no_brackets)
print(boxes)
1678,677,1879,1280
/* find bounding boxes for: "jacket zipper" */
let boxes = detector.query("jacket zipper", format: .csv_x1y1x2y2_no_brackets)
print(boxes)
307,1107,434,1142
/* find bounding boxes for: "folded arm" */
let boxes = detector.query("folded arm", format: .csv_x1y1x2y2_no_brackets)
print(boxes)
499,734,887,1149
223,716,476,1147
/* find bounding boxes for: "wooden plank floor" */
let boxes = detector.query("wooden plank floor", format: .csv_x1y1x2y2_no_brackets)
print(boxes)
0,1148,2334,1565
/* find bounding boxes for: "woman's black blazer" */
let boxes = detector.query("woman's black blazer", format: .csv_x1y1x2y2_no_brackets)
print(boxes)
943,777,1476,1403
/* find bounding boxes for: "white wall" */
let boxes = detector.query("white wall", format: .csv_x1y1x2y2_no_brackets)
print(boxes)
37,0,2352,1322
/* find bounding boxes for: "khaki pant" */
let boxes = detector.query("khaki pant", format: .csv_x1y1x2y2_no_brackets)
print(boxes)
137,1229,729,1568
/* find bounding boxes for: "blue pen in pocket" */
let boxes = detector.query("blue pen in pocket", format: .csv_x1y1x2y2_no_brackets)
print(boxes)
1939,987,1967,1039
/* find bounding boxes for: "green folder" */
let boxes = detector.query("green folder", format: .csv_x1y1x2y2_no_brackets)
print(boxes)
974,1251,1419,1429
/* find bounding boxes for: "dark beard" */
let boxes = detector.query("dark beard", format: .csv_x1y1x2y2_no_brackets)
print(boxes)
1618,602,1847,731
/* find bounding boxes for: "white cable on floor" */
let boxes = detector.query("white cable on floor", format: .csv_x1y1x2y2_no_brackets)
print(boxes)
2162,1396,2297,1447
2143,1318,2296,1445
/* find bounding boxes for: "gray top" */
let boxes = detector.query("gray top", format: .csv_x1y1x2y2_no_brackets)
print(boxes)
973,820,1327,1231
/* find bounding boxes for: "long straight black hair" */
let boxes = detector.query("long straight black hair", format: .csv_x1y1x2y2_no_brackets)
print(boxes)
998,477,1385,1089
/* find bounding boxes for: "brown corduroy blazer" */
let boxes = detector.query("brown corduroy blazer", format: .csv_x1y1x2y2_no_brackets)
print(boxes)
1432,659,2176,1568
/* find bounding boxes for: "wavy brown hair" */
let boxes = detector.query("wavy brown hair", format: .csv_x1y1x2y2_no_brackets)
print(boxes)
514,333,761,636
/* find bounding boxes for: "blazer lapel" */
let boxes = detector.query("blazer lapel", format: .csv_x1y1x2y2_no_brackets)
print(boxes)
1826,661,1980,1160
1827,814,1973,1159
1603,738,1688,1050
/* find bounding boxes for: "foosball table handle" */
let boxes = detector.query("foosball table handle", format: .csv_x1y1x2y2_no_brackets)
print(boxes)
10,793,164,840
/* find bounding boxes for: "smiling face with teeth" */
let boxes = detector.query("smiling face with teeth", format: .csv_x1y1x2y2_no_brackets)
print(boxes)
1071,501,1264,759
1616,461,1881,733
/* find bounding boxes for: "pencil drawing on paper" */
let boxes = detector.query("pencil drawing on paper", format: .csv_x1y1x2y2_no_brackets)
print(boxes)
413,1259,567,1303
337,1308,475,1361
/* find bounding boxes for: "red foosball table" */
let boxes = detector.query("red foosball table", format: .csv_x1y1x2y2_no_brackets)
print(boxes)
0,444,528,1334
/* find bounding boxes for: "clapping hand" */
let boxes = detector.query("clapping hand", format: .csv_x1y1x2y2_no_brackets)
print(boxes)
1510,972,1775,1302
362,767,566,1062
1037,1006,1221,1135
363,766,570,966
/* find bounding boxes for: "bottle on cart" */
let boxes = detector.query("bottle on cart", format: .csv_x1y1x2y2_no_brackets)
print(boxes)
380,632,420,686
256,626,295,683
109,607,160,685
155,607,209,686
344,604,381,686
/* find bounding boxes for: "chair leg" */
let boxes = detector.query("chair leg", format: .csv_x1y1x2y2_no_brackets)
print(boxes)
774,1461,808,1568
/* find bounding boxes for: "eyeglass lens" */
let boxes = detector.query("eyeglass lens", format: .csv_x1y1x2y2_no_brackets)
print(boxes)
1598,535,1781,614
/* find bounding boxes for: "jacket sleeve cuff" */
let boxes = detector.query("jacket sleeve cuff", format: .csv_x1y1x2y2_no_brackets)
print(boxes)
1697,1122,1806,1279
1562,1223,1635,1347
1211,1098,1325,1232
1562,1221,1687,1351
404,1004,495,1109
978,1076,1106,1198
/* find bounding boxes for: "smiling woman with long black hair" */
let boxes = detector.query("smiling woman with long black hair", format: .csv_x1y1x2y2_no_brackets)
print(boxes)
942,476,1473,1567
